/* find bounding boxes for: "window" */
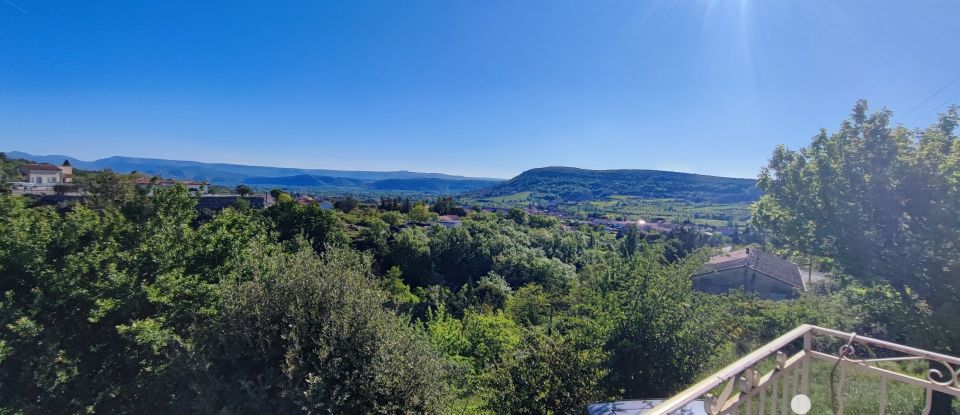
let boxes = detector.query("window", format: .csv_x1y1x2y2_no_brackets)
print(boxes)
35,177,42,184
48,177,58,183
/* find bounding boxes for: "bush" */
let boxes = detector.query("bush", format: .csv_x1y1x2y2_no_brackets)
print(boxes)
194,244,452,413
482,334,607,415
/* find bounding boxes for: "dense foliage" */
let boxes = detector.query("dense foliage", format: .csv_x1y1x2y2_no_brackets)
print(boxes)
471,166,761,203
0,153,31,193
752,101,960,353
9,115,934,413
0,181,836,414
0,188,449,413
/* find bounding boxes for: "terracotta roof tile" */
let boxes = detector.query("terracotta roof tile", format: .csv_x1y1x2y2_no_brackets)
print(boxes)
20,164,62,172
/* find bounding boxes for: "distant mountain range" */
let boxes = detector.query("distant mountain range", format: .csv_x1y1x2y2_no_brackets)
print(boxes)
6,151,502,194
6,152,759,201
471,166,760,203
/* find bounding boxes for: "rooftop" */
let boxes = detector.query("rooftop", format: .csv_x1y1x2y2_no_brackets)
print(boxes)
20,163,63,172
696,248,804,289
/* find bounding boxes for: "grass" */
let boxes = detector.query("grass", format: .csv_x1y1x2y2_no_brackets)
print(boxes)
805,360,929,414
447,394,488,415
481,191,531,204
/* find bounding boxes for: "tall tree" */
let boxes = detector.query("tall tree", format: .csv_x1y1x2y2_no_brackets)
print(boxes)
751,101,960,407
233,184,252,197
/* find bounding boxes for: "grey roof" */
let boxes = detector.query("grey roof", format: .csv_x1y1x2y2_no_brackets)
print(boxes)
694,249,804,289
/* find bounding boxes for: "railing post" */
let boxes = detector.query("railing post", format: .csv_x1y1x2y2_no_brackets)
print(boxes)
801,330,811,397
879,377,888,415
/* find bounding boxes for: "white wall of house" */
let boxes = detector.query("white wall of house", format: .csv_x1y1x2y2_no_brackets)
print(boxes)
27,171,62,185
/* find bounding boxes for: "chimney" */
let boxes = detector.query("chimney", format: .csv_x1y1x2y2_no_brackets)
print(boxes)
59,160,73,181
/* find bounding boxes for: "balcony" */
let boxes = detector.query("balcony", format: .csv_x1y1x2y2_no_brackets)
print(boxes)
640,324,960,414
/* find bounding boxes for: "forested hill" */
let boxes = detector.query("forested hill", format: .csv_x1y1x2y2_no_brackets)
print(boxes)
473,166,761,203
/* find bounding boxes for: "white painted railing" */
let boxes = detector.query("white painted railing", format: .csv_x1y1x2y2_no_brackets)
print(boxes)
646,324,960,415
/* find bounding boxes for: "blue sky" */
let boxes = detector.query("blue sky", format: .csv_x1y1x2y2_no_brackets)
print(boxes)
2,1,959,179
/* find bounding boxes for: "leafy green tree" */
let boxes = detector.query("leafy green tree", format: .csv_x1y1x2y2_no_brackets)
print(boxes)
381,266,419,306
81,170,136,210
233,184,252,196
334,196,358,213
430,225,484,288
462,310,522,369
426,305,471,363
381,210,406,226
601,248,736,398
469,272,512,311
0,187,205,413
620,224,640,257
390,227,434,286
527,214,559,229
193,244,451,413
431,196,456,215
482,333,607,415
264,199,346,253
354,217,391,270
229,197,250,212
506,284,551,326
507,207,528,225
493,248,574,291
751,101,960,411
408,203,435,223
751,101,960,351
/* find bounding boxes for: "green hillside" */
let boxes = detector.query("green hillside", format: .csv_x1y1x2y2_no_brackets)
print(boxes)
471,166,760,204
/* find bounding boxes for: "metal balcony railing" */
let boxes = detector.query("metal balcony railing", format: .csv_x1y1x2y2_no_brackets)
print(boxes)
646,324,960,415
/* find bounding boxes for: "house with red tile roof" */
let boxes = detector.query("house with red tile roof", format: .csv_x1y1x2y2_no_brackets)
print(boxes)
18,160,73,186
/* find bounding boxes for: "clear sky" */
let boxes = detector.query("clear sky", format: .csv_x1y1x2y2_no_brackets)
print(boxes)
2,1,959,179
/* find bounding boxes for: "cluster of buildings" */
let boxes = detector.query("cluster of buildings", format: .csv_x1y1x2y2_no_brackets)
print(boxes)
131,176,272,209
11,162,271,210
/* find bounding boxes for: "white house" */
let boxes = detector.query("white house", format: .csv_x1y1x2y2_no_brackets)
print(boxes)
18,161,72,186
